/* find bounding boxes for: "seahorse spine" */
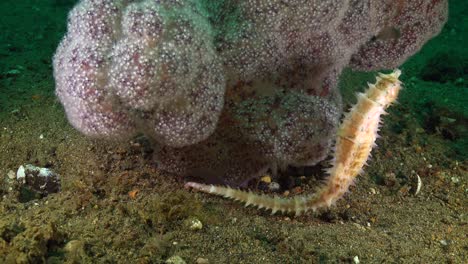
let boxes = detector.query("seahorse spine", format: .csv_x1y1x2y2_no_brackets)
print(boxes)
185,69,402,216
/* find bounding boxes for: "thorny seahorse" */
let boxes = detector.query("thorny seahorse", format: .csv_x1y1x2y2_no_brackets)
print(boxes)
185,69,403,216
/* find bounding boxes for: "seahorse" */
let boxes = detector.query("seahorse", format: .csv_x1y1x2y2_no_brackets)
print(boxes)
185,69,402,216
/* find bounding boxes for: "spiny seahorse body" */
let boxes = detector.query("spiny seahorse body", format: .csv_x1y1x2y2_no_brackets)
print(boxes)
185,70,402,216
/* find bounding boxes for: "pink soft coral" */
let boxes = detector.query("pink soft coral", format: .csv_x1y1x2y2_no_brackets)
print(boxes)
53,0,447,185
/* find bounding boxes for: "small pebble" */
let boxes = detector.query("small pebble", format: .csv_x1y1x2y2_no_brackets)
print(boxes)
196,257,209,264
353,256,360,264
7,170,15,180
260,175,271,183
166,255,186,264
184,218,203,231
268,182,280,191
64,240,85,253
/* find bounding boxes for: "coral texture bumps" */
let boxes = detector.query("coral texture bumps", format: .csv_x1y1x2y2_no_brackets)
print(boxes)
53,0,447,186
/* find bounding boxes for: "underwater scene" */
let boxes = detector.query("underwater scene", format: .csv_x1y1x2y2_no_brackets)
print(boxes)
0,0,466,263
